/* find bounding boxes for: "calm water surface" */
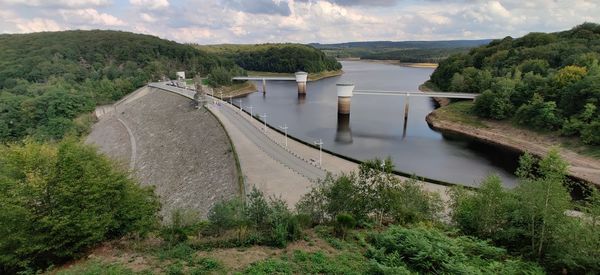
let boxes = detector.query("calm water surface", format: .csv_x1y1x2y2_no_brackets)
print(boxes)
235,61,519,187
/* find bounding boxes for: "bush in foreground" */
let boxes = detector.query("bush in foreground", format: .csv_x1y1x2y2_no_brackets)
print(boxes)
0,139,160,273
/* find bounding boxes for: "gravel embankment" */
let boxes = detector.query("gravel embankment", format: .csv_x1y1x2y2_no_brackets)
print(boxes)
426,110,600,187
86,86,239,220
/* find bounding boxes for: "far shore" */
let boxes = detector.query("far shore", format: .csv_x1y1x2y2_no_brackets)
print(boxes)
424,100,600,187
212,81,257,98
247,69,344,81
337,58,439,68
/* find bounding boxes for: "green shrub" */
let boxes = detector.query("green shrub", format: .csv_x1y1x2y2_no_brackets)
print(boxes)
0,139,159,273
366,226,544,274
334,213,356,239
297,158,442,226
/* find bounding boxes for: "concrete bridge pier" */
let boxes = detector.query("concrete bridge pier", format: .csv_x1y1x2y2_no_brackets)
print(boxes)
262,78,266,94
295,72,308,94
337,83,354,115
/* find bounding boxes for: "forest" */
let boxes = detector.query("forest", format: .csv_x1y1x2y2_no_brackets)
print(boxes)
0,30,241,142
312,39,491,63
430,23,600,145
196,43,342,73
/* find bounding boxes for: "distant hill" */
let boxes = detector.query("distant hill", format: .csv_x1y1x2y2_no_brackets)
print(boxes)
0,30,237,141
310,39,493,50
195,43,342,73
310,39,493,63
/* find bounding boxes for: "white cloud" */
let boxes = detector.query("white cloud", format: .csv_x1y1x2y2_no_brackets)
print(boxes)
129,0,169,10
140,13,157,22
60,9,125,26
1,0,600,43
16,18,62,32
2,0,110,8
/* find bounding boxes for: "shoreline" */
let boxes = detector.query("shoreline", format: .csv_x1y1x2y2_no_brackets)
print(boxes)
213,81,257,98
247,70,344,82
425,105,600,187
338,58,438,68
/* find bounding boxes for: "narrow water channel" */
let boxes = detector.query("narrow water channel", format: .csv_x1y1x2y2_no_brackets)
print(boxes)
234,61,520,188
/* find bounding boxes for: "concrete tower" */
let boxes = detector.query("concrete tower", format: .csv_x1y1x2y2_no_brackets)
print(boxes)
336,83,354,115
295,72,308,94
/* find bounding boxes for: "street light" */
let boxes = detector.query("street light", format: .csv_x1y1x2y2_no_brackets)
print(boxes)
229,96,233,104
248,106,254,117
259,113,268,132
314,139,323,166
237,99,243,112
279,124,288,147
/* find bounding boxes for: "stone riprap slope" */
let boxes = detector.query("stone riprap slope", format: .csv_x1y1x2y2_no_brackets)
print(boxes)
86,86,239,220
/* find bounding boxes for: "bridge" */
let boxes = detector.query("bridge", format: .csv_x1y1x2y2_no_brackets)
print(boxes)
232,76,296,81
353,90,478,99
233,71,308,94
337,84,480,138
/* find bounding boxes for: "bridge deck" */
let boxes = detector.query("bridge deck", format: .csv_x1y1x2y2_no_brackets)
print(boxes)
232,76,296,81
353,90,478,99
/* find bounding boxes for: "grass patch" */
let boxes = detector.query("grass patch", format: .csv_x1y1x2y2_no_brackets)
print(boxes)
433,101,487,128
56,260,142,275
242,250,369,274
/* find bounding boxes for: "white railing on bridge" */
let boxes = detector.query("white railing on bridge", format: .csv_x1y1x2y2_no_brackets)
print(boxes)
353,89,478,99
232,76,296,81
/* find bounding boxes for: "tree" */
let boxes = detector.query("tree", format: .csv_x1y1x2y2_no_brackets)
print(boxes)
514,150,572,261
450,175,516,242
0,139,159,273
515,94,562,130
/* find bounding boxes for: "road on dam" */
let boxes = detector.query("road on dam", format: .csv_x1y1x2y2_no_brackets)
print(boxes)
217,103,327,181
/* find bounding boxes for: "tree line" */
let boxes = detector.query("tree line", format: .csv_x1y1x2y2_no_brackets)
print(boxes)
430,23,600,145
197,43,342,73
0,30,241,142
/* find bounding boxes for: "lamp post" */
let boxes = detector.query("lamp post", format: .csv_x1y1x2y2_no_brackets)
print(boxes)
248,106,254,117
259,113,268,132
229,96,233,105
314,139,323,166
237,99,243,112
279,124,288,147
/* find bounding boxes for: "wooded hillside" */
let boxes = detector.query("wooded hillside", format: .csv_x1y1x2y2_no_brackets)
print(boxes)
0,30,237,141
196,43,342,73
430,23,600,145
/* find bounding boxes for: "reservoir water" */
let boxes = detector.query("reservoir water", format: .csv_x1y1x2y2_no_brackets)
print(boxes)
235,61,519,187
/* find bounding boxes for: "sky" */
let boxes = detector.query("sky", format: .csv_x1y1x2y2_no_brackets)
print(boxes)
1,0,599,44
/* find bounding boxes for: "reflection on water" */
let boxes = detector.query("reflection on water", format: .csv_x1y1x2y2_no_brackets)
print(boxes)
335,114,352,144
234,61,519,187
297,93,306,105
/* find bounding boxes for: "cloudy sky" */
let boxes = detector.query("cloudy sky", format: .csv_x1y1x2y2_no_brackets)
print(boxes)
1,0,599,44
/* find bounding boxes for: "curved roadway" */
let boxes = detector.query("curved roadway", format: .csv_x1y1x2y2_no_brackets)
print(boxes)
149,82,327,181
218,104,326,181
